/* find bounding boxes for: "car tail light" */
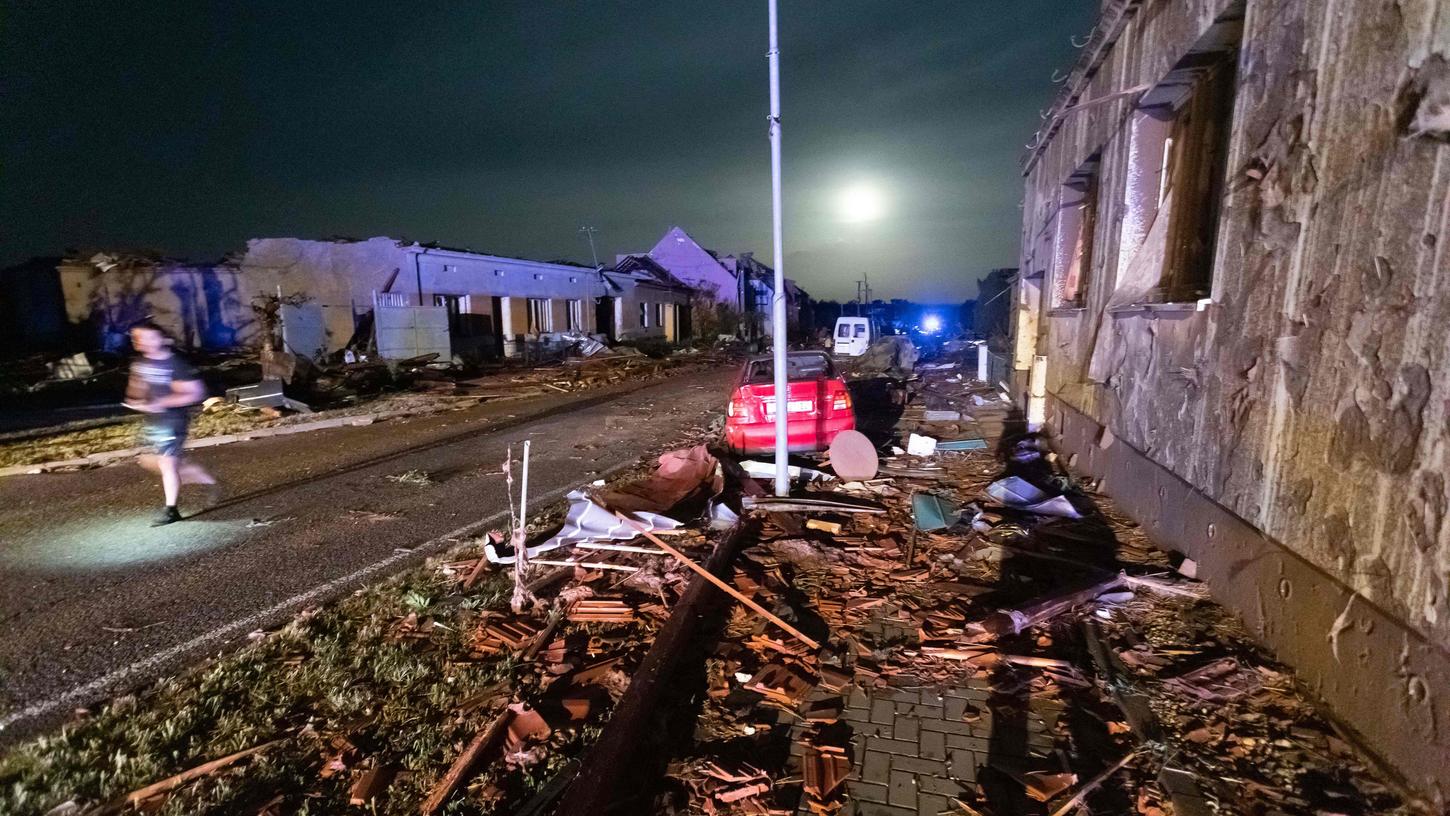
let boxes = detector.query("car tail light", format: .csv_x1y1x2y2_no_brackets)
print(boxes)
827,380,852,415
729,388,765,422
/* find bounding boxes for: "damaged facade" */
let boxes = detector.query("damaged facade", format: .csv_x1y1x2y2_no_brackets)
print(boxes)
52,236,693,359
1012,0,1450,802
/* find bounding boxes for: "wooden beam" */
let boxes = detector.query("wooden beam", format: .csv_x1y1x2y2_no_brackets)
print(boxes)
420,707,515,815
617,512,821,651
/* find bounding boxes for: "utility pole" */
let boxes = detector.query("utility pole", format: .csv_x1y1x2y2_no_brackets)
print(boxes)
767,0,789,497
579,225,601,268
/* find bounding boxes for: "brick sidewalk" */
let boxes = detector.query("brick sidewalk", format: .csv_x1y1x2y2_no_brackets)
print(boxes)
790,619,1062,815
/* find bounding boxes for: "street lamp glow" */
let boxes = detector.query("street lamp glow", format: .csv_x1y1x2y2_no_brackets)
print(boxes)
838,183,886,223
922,314,942,333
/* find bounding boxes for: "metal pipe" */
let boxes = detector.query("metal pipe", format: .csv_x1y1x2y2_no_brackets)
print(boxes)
767,0,789,497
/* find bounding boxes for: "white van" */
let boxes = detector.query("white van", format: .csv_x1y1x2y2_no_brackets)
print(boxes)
832,316,875,357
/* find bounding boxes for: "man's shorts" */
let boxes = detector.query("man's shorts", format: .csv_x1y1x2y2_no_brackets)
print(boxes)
140,418,189,457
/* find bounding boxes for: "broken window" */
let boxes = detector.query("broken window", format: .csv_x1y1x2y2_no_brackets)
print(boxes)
1050,155,1100,309
433,293,469,314
745,352,836,383
566,299,583,332
654,303,665,327
527,298,551,334
639,302,649,328
1111,42,1239,306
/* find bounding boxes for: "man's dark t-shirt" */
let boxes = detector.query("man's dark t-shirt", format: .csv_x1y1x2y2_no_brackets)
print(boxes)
131,353,201,429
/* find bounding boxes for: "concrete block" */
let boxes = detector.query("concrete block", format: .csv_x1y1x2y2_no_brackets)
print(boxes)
891,755,947,776
945,734,993,754
894,715,919,743
870,698,896,724
917,792,952,816
888,770,916,807
919,729,946,759
919,718,974,736
851,780,890,804
866,736,918,756
917,774,969,795
862,750,891,784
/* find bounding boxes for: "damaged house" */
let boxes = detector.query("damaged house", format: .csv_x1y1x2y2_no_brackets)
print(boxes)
1011,0,1449,802
52,236,696,360
629,226,810,339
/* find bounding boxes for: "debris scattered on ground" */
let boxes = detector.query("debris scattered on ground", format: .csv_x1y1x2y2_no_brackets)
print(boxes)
0,344,1427,816
655,344,1424,816
1,348,726,470
384,468,434,487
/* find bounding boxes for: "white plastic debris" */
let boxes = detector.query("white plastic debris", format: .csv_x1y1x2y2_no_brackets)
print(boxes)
739,459,834,482
906,433,938,457
708,499,740,531
985,476,1082,519
485,489,681,564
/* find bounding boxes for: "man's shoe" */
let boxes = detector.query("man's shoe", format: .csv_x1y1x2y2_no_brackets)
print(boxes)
203,482,224,508
151,506,183,527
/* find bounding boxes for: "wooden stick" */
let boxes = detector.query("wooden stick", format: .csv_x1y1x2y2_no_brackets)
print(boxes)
1001,654,1075,670
983,573,1126,636
1047,749,1141,816
126,738,287,805
616,512,821,651
462,550,491,589
531,559,639,572
420,708,515,815
575,541,668,555
521,608,567,662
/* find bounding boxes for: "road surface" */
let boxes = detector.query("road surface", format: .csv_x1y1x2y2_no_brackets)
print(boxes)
0,366,733,742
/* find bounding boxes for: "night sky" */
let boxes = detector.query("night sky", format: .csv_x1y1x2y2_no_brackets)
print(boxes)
2,2,1095,302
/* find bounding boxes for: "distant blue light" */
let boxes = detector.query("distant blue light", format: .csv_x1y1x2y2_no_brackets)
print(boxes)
921,315,942,334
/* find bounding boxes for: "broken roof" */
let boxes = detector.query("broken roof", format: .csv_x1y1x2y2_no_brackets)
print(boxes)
605,254,695,291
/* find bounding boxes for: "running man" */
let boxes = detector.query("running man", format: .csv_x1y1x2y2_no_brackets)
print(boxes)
124,321,218,525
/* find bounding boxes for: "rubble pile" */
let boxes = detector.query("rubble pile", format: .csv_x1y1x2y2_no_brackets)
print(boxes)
0,347,1429,816
0,425,727,815
658,353,1423,816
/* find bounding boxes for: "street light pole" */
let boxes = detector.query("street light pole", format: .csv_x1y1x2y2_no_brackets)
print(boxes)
767,0,789,497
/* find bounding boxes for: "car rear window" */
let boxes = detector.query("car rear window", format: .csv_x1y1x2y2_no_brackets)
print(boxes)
854,324,867,338
837,323,851,338
745,353,836,383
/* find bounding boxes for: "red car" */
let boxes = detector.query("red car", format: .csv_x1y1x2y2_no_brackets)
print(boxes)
724,351,855,454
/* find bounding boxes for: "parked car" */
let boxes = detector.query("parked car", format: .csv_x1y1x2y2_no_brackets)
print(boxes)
723,351,855,454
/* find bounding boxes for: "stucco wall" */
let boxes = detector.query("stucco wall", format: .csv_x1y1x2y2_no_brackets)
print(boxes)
1020,0,1450,799
614,280,691,342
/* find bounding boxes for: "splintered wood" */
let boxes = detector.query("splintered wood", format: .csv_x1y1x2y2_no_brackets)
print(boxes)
567,598,637,623
467,617,541,657
661,346,1411,816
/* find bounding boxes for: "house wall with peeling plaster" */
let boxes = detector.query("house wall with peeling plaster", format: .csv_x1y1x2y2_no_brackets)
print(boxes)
57,237,618,355
1017,0,1449,800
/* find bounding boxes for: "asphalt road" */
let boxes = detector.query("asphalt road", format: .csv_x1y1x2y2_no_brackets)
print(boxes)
0,365,734,743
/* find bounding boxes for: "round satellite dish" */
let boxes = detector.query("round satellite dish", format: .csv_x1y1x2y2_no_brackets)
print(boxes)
829,430,879,481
